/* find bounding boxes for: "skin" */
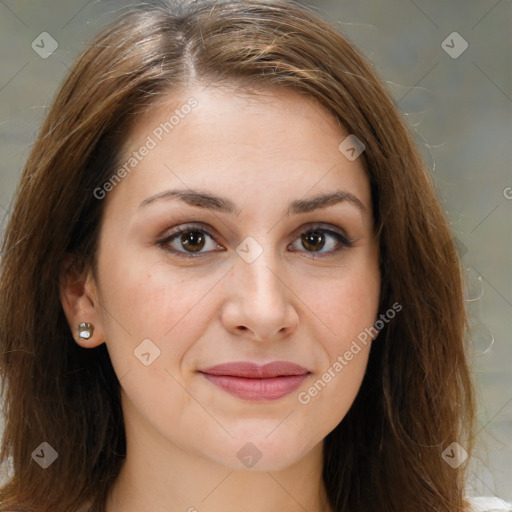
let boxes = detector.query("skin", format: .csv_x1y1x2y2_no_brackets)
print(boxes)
60,84,381,512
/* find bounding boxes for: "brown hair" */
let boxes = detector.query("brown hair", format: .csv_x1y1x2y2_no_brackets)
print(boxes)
0,1,475,510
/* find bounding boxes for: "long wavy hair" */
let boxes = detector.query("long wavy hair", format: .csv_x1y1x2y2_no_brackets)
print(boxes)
0,1,475,510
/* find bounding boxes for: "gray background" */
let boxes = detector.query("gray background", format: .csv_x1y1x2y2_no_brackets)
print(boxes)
0,0,510,502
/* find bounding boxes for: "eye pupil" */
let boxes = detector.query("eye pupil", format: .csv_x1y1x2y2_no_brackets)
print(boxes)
182,231,205,252
302,231,325,251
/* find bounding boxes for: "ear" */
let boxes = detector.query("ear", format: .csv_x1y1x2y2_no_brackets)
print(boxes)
59,254,106,348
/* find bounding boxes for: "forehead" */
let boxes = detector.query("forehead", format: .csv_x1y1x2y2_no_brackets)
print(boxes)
106,84,372,219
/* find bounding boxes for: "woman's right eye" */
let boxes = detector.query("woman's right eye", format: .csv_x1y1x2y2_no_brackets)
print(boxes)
157,225,223,258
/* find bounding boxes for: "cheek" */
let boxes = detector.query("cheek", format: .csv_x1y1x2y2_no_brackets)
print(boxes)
308,258,380,348
97,241,213,333
298,258,379,416
295,283,377,435
95,243,227,381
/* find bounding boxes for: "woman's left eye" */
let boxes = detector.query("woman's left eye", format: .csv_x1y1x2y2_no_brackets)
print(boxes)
157,224,352,258
289,228,352,256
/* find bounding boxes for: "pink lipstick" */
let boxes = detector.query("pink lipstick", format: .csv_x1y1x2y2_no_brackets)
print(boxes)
199,361,310,401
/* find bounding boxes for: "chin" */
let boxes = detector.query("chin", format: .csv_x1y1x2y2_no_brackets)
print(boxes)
204,428,320,472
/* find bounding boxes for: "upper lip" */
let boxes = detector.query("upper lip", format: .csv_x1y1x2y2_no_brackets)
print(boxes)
200,361,310,378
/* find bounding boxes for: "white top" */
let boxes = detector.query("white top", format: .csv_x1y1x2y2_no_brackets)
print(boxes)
468,496,512,511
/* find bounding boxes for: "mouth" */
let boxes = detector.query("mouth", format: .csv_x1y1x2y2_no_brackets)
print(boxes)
199,361,311,401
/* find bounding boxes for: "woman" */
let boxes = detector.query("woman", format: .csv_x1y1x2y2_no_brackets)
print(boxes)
0,0,506,510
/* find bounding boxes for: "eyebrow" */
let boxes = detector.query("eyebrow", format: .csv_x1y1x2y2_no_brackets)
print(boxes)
138,188,366,216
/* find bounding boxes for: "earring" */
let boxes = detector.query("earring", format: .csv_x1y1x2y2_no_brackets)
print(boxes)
78,322,94,340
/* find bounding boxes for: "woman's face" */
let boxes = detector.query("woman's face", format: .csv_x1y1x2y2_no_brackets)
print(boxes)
72,84,380,471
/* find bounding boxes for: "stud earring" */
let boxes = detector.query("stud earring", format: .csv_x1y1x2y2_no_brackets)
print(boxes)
78,322,94,340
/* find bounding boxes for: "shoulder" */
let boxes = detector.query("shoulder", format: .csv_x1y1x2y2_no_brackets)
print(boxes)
467,496,512,511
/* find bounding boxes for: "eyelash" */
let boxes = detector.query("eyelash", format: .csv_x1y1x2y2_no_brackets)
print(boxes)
156,223,354,259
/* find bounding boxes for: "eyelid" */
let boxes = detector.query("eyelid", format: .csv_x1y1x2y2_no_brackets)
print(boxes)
289,222,352,244
159,221,216,239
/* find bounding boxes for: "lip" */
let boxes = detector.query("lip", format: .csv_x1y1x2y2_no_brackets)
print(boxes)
199,361,311,401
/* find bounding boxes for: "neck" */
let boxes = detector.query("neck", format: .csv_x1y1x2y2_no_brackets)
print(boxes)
107,460,333,512
105,403,333,512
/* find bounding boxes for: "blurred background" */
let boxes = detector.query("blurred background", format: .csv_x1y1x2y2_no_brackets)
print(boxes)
0,0,510,502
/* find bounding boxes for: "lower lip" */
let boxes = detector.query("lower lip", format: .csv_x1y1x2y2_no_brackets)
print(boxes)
201,373,309,401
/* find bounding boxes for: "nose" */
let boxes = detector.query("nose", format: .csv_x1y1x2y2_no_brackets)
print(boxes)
220,248,299,342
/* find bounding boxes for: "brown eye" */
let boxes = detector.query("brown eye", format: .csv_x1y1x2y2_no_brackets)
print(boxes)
301,231,326,252
158,225,222,257
180,231,206,252
289,226,352,257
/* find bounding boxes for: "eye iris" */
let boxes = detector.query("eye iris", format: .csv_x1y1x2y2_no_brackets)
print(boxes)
302,231,325,251
182,231,205,252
